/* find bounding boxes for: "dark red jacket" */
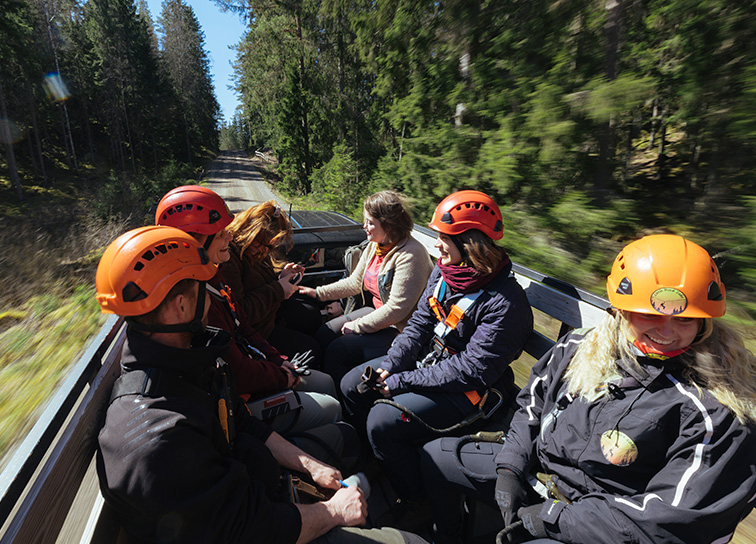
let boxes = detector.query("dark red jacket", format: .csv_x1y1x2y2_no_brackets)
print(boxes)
207,269,288,400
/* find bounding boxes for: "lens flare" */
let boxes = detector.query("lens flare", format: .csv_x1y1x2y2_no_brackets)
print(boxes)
43,73,71,102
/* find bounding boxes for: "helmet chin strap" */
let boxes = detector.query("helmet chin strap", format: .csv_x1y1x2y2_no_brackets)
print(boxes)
126,282,207,335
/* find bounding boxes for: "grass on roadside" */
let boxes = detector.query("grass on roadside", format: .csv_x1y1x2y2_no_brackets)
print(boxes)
0,286,105,470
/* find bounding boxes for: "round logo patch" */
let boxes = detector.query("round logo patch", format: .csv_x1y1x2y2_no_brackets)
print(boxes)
600,430,638,467
650,287,688,316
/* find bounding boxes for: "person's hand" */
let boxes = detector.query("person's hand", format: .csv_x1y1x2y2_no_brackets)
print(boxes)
299,286,317,299
281,364,300,389
278,276,300,299
326,486,367,527
341,321,355,335
375,368,391,398
517,503,549,540
326,301,343,317
279,262,305,280
308,461,343,491
496,468,527,542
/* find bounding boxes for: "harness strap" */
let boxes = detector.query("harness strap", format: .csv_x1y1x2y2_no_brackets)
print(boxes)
208,283,268,361
208,283,241,327
429,279,484,339
427,278,486,406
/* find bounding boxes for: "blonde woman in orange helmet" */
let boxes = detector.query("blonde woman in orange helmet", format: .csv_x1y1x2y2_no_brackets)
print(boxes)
477,234,756,544
417,234,756,543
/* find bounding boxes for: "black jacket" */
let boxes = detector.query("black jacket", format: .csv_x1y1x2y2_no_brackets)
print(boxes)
496,329,756,544
96,328,301,543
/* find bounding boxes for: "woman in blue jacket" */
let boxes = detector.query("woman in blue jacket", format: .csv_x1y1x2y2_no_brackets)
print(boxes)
420,234,756,544
340,190,534,530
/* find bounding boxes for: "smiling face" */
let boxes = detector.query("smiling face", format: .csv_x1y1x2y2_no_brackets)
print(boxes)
434,233,463,266
363,209,388,245
206,229,233,265
626,312,701,353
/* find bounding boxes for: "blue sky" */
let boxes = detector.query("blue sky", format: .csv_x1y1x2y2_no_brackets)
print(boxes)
144,0,247,123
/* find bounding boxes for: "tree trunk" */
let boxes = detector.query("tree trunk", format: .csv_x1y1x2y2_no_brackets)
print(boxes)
294,11,311,189
183,112,193,167
655,105,668,180
594,0,621,204
44,1,78,172
120,82,136,173
647,97,659,151
0,77,24,201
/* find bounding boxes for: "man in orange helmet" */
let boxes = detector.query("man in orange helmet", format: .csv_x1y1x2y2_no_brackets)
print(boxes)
95,226,427,544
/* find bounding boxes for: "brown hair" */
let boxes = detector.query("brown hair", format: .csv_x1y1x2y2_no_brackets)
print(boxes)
226,200,293,262
455,229,503,275
364,191,414,244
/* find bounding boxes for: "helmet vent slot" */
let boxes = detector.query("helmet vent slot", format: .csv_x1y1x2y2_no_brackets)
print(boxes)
617,277,632,295
707,281,723,301
122,282,147,303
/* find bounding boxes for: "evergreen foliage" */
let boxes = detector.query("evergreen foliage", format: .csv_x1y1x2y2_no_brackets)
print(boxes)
0,0,221,193
225,0,756,313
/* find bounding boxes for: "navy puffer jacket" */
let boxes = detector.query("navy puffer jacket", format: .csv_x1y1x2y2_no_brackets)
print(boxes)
382,260,533,397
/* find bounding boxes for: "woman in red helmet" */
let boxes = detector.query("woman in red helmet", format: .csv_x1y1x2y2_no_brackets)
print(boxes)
340,190,534,530
156,186,343,437
420,234,756,544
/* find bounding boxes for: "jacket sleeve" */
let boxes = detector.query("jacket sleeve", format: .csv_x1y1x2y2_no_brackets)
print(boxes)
351,240,433,334
493,338,571,477
535,403,756,544
315,243,374,301
222,247,284,335
385,279,532,395
379,267,442,374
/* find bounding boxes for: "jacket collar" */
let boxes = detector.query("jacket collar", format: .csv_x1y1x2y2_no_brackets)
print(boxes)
122,327,230,387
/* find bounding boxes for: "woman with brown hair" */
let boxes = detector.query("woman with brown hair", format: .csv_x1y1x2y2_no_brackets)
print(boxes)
299,191,433,383
223,200,322,363
340,190,534,530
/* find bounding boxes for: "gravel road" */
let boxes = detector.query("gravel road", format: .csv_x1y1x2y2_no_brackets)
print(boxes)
203,150,287,214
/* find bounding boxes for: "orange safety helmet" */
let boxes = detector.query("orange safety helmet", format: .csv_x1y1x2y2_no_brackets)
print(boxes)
428,190,503,240
155,185,234,235
96,226,216,316
607,234,726,318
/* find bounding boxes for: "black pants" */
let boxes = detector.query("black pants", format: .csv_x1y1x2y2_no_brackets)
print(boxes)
340,359,477,502
419,436,501,541
269,297,324,367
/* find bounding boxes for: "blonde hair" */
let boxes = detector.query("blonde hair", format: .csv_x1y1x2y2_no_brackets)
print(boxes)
565,311,756,424
226,200,293,264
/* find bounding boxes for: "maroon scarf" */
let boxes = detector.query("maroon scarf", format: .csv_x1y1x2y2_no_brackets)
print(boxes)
438,249,511,293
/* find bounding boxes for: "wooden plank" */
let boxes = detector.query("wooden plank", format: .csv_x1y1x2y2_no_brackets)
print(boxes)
516,275,607,330
1,320,125,543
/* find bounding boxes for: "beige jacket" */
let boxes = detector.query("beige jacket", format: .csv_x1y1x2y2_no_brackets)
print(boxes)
315,235,433,334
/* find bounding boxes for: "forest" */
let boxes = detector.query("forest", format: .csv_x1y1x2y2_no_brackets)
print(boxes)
219,0,756,319
1,0,756,316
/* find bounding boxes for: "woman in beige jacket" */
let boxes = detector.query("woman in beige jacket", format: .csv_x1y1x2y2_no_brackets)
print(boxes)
300,191,433,383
